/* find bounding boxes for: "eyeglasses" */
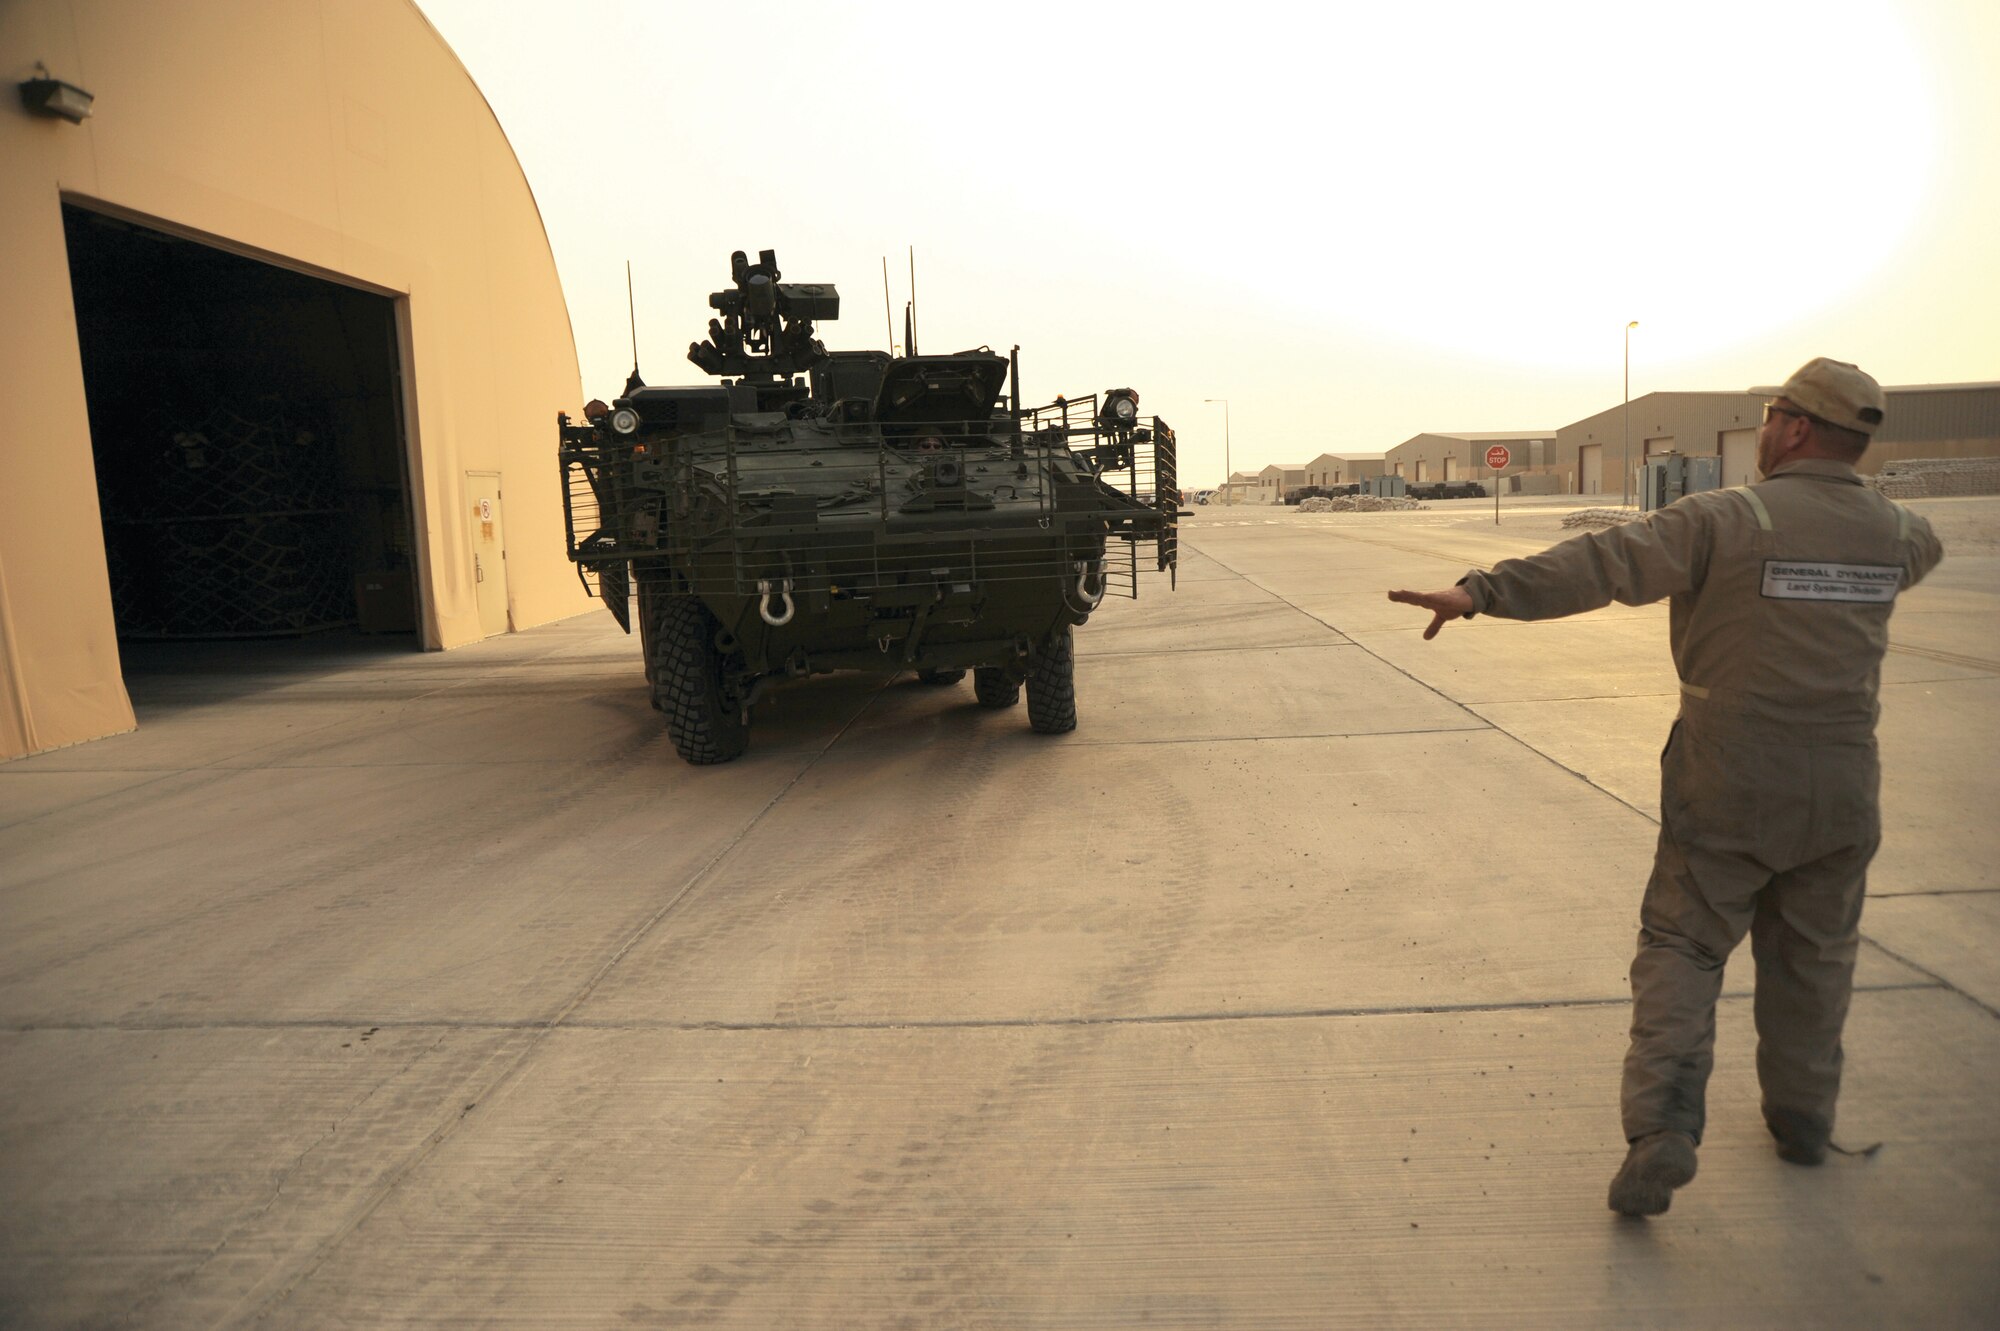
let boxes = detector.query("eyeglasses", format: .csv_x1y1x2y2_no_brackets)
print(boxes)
1763,403,1808,425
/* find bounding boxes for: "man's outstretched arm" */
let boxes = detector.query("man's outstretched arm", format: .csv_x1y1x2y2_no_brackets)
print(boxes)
1388,500,1714,640
1386,586,1475,640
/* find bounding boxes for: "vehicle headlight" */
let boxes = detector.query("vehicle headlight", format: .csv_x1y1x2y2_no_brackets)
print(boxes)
1097,388,1141,431
610,407,640,435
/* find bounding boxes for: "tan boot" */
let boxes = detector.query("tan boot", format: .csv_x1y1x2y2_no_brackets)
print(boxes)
1764,1107,1830,1167
1608,1131,1698,1217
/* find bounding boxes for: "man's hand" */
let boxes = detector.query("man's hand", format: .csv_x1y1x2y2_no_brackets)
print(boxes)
1386,586,1475,641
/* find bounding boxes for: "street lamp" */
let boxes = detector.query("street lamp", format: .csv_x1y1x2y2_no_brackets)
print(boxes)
1622,320,1639,506
1205,398,1231,504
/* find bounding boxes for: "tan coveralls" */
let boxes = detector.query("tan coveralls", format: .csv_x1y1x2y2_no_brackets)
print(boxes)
1458,459,1943,1145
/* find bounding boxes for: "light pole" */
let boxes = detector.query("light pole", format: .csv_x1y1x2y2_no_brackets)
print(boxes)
1205,398,1231,504
1622,320,1639,506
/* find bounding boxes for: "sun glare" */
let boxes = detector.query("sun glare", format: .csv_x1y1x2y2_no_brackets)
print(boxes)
961,0,1941,370
426,0,1953,402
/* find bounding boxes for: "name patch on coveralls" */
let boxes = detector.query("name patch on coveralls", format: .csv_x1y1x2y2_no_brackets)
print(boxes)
1760,561,1902,603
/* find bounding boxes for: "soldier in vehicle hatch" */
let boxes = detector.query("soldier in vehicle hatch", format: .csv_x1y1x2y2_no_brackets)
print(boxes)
1387,358,1943,1217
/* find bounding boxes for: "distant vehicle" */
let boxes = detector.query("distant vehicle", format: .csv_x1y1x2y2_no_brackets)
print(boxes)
1405,480,1487,499
1193,488,1216,505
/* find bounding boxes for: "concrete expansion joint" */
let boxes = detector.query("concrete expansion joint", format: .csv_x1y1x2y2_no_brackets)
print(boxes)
1855,936,2000,1020
1472,691,1679,704
1085,640,1360,659
5,982,1949,1038
557,983,1948,1034
1884,642,2000,673
1060,723,1494,749
2,1016,551,1033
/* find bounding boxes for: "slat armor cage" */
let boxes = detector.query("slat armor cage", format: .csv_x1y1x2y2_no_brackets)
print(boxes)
562,393,1176,608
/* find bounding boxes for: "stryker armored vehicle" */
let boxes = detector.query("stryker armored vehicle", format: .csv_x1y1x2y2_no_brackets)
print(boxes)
558,249,1177,764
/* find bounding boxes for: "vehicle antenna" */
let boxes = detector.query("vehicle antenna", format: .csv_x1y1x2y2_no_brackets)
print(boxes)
626,259,640,377
908,245,918,356
882,256,895,355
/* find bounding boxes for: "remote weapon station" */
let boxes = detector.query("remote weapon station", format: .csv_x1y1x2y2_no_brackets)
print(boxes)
559,250,1177,764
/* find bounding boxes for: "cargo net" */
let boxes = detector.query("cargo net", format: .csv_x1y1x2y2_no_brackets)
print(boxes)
105,514,355,638
562,395,1176,603
98,398,356,638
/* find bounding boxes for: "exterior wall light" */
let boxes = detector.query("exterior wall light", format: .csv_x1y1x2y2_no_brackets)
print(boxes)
19,64,94,123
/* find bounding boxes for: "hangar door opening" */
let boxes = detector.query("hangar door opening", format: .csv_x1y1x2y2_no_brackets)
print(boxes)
63,204,421,651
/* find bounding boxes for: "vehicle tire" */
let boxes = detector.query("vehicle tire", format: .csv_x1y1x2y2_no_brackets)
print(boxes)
916,667,966,686
1024,625,1076,734
973,666,1020,709
651,593,749,765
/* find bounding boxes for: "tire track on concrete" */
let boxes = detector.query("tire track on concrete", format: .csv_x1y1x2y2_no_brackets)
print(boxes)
0,714,680,999
639,718,1221,1324
236,685,895,1328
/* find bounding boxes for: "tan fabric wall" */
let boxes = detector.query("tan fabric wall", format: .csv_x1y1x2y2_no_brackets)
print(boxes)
2,0,586,759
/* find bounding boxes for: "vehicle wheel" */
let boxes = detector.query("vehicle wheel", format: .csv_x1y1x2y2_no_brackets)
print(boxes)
1024,625,1076,734
916,667,966,686
650,594,749,765
973,666,1020,709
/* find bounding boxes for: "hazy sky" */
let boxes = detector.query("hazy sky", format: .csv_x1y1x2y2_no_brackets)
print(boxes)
417,0,1997,487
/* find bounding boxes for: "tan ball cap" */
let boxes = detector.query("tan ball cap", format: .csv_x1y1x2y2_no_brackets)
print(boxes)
1752,358,1887,435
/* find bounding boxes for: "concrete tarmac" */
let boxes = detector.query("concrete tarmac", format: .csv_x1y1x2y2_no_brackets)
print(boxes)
3,497,1996,1328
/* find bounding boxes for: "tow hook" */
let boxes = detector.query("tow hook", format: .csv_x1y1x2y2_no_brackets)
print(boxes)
757,578,795,626
1071,559,1106,611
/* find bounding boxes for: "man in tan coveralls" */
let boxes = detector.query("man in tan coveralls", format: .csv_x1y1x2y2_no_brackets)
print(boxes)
1388,359,1943,1217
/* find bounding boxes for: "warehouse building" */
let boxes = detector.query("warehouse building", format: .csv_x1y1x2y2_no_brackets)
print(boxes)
1253,464,1308,503
1558,384,2000,499
1558,391,1769,497
1384,431,1555,487
1301,452,1387,488
3,0,588,760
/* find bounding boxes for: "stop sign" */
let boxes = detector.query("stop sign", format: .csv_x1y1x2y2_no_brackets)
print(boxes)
1485,445,1511,470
